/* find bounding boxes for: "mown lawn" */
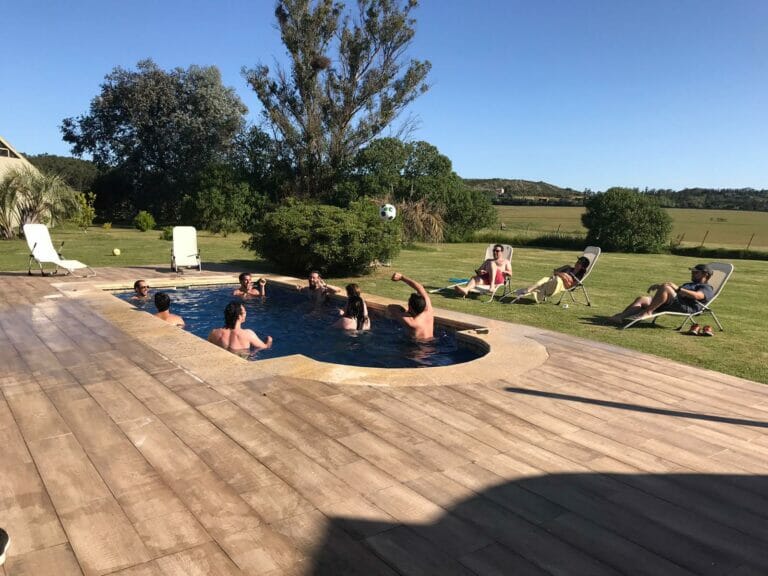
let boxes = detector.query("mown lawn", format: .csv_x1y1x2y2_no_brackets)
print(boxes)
492,205,768,249
1,226,764,383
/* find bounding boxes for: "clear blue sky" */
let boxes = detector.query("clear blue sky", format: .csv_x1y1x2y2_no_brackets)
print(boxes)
2,0,767,190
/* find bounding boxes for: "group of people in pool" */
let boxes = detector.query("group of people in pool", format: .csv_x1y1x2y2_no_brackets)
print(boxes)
131,269,436,355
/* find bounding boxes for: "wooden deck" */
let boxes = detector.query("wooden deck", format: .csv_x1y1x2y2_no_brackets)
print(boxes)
2,268,768,575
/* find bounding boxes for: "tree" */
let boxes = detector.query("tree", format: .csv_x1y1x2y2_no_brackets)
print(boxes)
25,154,99,193
351,138,496,241
0,167,79,239
243,0,431,199
582,187,672,253
61,59,247,221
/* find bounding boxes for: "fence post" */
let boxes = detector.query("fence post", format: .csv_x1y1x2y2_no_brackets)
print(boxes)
746,233,755,251
699,230,709,248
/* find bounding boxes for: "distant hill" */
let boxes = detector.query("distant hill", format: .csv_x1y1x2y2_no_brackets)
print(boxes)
463,178,585,205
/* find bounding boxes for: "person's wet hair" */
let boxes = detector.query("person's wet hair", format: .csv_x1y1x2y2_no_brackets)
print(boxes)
345,283,361,298
224,301,243,329
154,292,171,313
238,272,250,284
408,293,427,315
347,296,367,330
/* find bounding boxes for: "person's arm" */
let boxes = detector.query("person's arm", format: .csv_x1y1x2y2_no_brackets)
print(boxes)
247,329,273,350
677,283,709,301
256,278,267,296
392,272,432,310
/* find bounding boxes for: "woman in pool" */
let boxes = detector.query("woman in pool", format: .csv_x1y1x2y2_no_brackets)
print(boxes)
334,284,371,331
208,301,272,353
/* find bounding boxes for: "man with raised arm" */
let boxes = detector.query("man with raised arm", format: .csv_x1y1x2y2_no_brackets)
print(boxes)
387,272,434,340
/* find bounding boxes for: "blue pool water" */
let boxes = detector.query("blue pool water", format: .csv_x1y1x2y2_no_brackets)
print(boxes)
117,284,483,369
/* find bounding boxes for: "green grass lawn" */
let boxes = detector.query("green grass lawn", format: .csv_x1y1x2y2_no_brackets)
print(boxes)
1,226,764,383
492,205,768,249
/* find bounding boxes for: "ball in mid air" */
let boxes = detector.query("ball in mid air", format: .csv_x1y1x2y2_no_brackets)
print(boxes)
113,248,121,256
379,203,397,221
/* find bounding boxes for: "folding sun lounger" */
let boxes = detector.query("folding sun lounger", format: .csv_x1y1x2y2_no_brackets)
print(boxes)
171,226,202,272
24,223,95,277
622,262,734,331
430,244,513,303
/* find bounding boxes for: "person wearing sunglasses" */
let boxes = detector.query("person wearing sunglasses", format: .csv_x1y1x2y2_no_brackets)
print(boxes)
131,280,150,301
454,244,512,297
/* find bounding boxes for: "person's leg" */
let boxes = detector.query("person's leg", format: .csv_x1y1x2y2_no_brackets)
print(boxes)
455,276,480,296
517,276,551,296
630,285,676,319
608,295,652,323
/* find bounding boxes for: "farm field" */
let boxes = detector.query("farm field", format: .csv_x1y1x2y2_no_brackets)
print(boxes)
492,205,768,249
1,227,762,382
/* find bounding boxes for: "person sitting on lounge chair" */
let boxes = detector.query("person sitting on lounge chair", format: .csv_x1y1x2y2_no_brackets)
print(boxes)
608,264,714,324
233,272,266,298
514,256,590,303
153,292,185,327
454,244,512,297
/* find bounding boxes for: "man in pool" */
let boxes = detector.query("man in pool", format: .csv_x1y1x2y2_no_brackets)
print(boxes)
233,272,266,298
153,292,185,327
132,279,150,300
387,272,434,340
296,271,340,306
208,301,273,352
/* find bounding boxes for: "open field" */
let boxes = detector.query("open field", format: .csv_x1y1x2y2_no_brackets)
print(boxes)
1,227,764,383
492,205,768,249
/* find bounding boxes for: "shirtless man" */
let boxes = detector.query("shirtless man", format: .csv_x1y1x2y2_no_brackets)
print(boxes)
153,292,185,327
233,272,266,298
387,272,434,340
208,301,272,352
132,279,150,301
296,271,340,306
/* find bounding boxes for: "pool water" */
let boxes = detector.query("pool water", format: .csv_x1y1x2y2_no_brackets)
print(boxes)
117,284,483,369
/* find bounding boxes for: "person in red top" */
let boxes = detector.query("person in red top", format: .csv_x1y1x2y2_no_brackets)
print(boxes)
454,244,512,297
513,256,590,303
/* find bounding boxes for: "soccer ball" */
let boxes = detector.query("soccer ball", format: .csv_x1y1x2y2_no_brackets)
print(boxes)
112,248,121,256
379,203,397,221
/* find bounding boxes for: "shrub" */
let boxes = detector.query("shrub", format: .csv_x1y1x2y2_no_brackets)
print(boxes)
133,210,156,232
247,199,401,276
160,226,173,241
72,192,96,231
102,222,112,230
582,188,671,253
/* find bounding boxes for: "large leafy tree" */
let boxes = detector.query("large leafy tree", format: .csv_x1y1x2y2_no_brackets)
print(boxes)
352,138,496,241
582,187,672,253
61,59,247,221
243,0,431,200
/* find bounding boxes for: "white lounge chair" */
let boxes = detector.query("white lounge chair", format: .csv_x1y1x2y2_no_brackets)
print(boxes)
554,245,601,306
430,244,513,303
171,226,201,272
24,224,95,277
622,262,734,331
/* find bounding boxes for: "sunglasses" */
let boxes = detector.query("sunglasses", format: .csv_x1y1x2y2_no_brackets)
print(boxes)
138,285,150,290
493,249,502,253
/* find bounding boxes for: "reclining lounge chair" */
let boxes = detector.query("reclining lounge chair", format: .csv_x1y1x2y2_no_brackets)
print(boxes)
24,224,95,277
171,226,202,272
430,244,513,303
622,262,734,331
555,245,601,306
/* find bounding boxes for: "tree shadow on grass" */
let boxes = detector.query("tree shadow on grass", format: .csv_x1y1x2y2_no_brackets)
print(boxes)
307,472,768,575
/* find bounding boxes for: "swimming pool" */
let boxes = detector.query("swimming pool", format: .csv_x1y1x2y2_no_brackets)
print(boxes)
117,284,484,369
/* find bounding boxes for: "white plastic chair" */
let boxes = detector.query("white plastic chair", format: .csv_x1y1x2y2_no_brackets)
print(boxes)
24,224,95,277
623,262,734,331
171,226,201,272
554,245,601,306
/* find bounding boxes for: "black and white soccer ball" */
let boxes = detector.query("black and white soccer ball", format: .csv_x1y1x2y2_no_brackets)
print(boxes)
379,203,397,221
